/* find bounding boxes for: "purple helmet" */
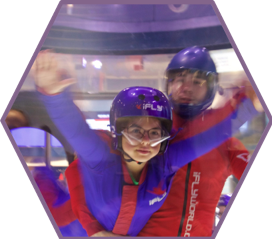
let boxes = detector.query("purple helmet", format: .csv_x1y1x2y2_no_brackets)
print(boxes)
110,86,172,154
166,46,218,118
218,194,231,207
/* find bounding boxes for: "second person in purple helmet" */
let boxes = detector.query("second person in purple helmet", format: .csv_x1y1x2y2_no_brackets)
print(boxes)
139,46,257,237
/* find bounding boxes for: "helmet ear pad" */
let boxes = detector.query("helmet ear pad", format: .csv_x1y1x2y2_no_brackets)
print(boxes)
113,117,129,152
158,141,169,154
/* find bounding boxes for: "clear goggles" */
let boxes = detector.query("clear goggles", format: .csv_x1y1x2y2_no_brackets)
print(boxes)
121,125,170,147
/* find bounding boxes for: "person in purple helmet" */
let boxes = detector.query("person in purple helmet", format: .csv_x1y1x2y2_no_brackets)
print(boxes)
33,50,259,236
139,46,259,237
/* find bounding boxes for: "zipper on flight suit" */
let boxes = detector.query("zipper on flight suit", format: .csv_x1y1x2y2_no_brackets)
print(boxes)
177,162,191,236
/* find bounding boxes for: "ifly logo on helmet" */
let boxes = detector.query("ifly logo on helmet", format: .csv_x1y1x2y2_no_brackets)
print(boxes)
136,104,163,111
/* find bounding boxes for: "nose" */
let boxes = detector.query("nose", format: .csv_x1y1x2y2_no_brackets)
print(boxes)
141,132,150,145
179,79,193,92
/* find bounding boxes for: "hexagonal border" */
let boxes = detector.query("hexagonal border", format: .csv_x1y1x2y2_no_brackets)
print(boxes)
1,0,271,239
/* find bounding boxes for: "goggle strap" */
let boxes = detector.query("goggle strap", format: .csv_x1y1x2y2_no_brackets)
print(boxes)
108,124,123,135
168,127,183,141
150,136,171,147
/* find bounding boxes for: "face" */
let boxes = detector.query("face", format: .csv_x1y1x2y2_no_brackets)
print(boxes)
168,70,208,105
122,117,161,163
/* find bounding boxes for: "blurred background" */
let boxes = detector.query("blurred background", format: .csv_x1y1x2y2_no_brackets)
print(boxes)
6,4,268,204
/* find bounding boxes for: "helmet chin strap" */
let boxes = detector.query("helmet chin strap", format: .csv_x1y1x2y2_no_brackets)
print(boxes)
118,148,143,165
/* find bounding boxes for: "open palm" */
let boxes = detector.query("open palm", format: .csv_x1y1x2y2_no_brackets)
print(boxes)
33,50,76,95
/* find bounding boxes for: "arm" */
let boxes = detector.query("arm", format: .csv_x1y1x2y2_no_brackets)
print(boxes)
171,87,262,143
33,50,121,235
38,91,111,170
65,160,105,236
33,50,111,170
65,160,124,237
167,98,259,170
227,137,249,180
33,167,77,227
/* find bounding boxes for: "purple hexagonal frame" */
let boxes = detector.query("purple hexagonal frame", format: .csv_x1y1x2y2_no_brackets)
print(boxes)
1,0,271,239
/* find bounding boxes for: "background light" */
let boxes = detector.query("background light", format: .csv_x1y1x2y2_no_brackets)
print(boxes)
82,57,87,68
67,4,73,15
91,60,102,69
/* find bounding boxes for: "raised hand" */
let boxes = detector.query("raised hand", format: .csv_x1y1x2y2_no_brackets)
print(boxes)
32,49,76,95
234,79,264,113
243,81,263,113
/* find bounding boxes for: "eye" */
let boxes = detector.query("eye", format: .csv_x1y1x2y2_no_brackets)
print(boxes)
176,71,187,77
150,129,161,137
193,79,205,86
128,127,143,135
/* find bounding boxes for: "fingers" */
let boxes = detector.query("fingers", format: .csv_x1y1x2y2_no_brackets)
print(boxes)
248,88,264,112
32,49,77,95
239,84,264,113
253,98,264,112
35,49,58,73
37,78,77,95
62,54,76,79
58,78,77,90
